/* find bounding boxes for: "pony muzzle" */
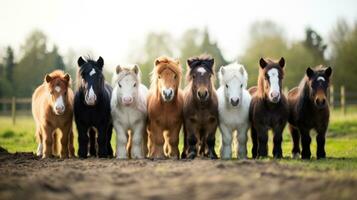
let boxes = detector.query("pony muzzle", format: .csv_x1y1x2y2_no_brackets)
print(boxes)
314,90,327,108
197,88,209,101
53,95,65,115
162,88,174,102
85,86,97,106
230,97,240,107
269,90,280,103
122,96,134,105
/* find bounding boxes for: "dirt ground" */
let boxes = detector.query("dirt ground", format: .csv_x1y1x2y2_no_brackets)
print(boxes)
0,152,356,200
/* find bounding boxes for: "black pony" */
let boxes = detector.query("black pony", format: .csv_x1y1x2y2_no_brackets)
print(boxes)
74,56,113,158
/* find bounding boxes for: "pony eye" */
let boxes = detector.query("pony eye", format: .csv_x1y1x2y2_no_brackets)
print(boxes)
158,75,161,79
226,84,228,88
241,84,243,88
192,74,196,79
174,74,177,79
133,83,136,87
119,84,122,88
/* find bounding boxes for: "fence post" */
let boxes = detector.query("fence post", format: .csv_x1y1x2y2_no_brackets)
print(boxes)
329,85,334,110
11,97,16,125
340,86,345,116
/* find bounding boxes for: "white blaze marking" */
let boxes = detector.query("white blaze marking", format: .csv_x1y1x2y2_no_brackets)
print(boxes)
55,86,61,92
268,68,280,95
54,95,64,112
197,67,206,75
317,76,325,82
88,86,96,99
89,68,96,76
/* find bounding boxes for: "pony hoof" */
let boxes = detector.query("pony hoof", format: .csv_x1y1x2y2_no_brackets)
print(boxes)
187,152,196,159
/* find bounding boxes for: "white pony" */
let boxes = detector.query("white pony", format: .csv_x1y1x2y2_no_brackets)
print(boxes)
111,64,148,159
217,62,251,159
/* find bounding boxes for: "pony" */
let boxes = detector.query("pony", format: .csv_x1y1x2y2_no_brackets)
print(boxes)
74,56,113,158
217,62,251,159
147,56,184,159
288,66,332,159
32,70,74,159
249,57,288,159
111,64,149,159
182,55,219,159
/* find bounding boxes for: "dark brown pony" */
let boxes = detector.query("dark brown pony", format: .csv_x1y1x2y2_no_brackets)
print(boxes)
288,66,332,159
147,56,184,159
249,57,288,159
182,55,218,159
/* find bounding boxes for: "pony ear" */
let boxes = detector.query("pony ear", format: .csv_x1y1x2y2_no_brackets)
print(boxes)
206,58,214,68
154,58,161,66
45,74,52,83
220,66,225,75
279,57,285,68
174,58,180,65
116,65,122,74
239,65,245,75
133,64,140,75
187,58,196,68
63,73,70,83
259,58,267,69
97,56,104,69
306,67,315,79
325,67,332,78
77,56,86,67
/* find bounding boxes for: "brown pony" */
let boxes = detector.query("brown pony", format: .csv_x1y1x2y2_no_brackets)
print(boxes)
32,70,74,159
249,57,288,159
147,56,184,159
182,55,218,159
288,66,332,159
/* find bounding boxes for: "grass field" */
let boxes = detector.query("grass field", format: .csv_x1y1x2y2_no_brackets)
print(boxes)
1,107,357,172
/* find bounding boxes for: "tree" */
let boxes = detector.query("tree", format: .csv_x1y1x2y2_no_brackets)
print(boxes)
4,46,15,83
304,28,327,64
329,19,357,92
240,21,288,86
13,30,67,97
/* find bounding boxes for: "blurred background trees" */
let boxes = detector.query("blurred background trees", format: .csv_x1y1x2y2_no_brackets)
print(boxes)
0,18,357,97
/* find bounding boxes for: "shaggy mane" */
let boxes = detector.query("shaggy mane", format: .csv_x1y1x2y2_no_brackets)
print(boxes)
45,70,71,87
112,65,141,85
218,62,248,88
150,56,182,90
186,54,215,82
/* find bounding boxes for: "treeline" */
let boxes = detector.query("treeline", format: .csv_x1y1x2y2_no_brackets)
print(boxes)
0,19,357,98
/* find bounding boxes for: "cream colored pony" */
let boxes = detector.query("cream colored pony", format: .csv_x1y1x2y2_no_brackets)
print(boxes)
111,64,148,159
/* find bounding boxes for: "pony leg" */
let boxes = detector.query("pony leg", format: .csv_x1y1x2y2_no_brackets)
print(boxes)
131,123,145,159
237,124,248,159
207,131,218,159
97,125,109,158
289,125,300,159
256,127,268,158
316,126,327,159
41,125,55,159
89,128,97,157
77,124,89,158
187,131,198,159
59,126,70,159
142,128,149,158
272,125,285,159
251,126,258,159
300,128,311,159
35,127,43,157
107,123,114,158
219,124,232,160
68,130,75,158
167,124,181,159
149,124,165,159
115,123,128,159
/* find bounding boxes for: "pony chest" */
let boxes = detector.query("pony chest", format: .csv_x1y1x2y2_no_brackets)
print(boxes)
114,106,144,125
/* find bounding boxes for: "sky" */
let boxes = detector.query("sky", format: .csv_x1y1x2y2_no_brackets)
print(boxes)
0,0,357,71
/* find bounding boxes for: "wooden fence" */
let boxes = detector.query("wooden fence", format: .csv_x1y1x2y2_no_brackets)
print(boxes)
0,85,356,125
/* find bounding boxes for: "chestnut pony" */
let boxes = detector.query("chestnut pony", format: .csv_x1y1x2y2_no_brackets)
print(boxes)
32,70,74,159
182,55,219,159
288,66,332,159
249,58,288,159
147,56,183,159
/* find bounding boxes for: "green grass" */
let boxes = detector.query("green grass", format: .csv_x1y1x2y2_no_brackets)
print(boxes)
1,106,357,172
